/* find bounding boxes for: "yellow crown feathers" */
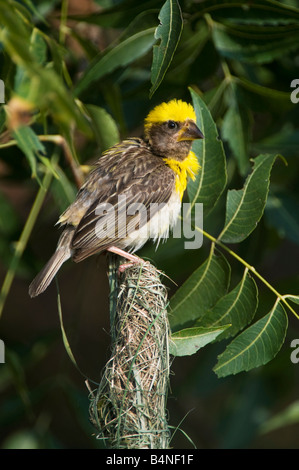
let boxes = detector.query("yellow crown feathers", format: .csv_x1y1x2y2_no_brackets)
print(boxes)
144,99,196,136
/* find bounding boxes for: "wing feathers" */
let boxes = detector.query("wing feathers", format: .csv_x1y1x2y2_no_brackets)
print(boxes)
58,138,176,262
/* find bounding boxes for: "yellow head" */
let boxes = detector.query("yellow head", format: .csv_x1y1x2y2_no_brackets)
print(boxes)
144,99,196,133
144,99,203,160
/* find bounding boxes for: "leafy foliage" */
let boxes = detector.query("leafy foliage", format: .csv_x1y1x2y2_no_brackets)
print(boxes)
213,300,288,377
1,0,299,449
150,0,183,97
219,153,280,243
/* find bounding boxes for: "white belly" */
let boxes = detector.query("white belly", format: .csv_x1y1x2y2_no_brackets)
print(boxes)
125,191,181,252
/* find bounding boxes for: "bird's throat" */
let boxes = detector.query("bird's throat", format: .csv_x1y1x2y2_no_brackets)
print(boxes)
163,151,200,199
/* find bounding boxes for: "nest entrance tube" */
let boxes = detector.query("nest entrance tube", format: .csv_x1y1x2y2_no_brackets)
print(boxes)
89,257,171,449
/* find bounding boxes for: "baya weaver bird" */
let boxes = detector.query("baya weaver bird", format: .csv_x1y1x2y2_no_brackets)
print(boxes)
29,99,204,297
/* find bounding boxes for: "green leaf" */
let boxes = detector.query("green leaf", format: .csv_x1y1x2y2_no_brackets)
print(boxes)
22,0,48,25
69,0,162,28
0,1,34,66
30,28,47,65
284,295,299,306
212,21,299,64
0,108,5,133
57,291,83,374
170,325,230,357
222,82,252,176
38,156,60,180
13,126,59,182
187,88,227,216
36,68,90,133
236,77,291,109
169,247,230,332
150,0,183,97
218,153,280,243
214,301,288,378
190,0,299,25
193,0,299,65
14,29,47,97
200,269,258,340
12,126,46,179
75,27,156,96
170,22,209,73
260,401,299,435
0,5,89,134
84,104,120,151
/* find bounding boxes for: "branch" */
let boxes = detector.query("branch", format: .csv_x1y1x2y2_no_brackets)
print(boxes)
194,224,299,321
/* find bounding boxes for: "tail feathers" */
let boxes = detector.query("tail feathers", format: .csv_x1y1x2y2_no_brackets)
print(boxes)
29,248,71,298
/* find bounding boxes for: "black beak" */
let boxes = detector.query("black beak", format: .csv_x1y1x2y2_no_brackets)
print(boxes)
177,119,204,141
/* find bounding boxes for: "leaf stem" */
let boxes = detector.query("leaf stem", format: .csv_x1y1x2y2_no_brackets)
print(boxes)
221,60,232,81
206,77,230,115
195,225,299,321
59,0,69,45
0,134,64,149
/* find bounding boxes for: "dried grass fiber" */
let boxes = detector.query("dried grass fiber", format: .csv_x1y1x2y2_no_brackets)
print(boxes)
89,259,171,449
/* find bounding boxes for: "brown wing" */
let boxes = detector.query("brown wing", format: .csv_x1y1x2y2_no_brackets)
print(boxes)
58,139,145,226
70,140,175,262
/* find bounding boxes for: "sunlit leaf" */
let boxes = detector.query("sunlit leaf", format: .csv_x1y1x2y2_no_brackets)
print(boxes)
284,295,299,306
170,325,230,357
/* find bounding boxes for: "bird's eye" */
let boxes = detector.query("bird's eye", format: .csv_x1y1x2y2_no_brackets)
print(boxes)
167,120,177,130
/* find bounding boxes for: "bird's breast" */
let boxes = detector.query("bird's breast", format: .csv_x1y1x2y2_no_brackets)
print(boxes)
125,190,181,252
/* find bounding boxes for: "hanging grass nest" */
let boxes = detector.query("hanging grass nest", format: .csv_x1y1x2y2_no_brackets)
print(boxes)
89,258,171,449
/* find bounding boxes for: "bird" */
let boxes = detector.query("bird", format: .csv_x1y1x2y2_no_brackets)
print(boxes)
29,99,204,297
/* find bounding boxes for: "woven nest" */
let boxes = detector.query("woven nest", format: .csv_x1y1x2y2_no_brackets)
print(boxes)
89,259,171,449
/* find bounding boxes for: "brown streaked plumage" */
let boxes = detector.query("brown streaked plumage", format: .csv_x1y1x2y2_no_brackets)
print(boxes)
29,99,204,297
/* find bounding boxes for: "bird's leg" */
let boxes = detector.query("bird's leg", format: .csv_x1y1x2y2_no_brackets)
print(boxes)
106,246,143,273
107,246,140,262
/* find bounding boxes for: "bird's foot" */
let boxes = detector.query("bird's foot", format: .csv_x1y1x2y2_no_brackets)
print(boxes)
118,261,140,273
107,246,143,274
